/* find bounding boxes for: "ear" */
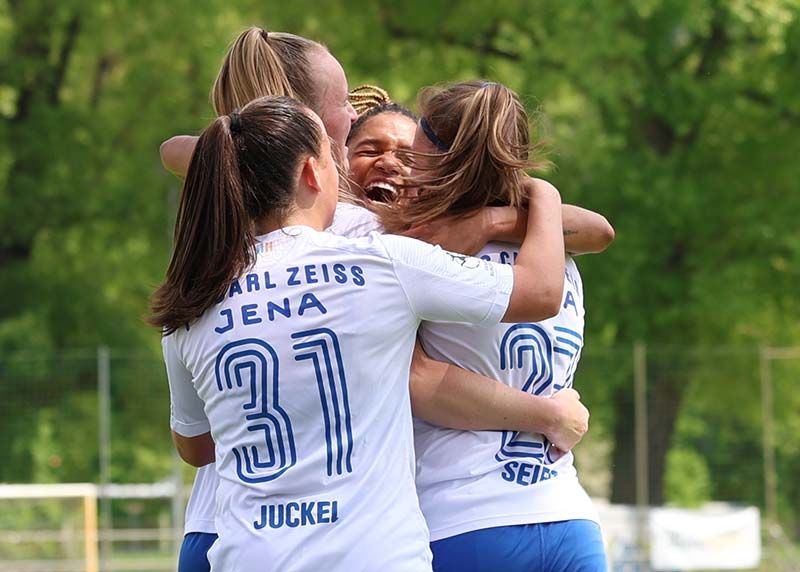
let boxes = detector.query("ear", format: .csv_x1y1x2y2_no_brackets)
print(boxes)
301,155,323,195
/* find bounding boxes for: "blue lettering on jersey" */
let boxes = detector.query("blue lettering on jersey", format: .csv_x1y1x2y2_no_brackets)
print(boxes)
287,267,301,286
298,293,327,316
553,327,583,369
228,264,366,296
563,290,577,313
478,249,521,265
489,250,519,266
241,303,262,325
216,339,296,482
333,264,348,284
500,461,558,487
267,299,291,321
241,272,278,292
496,324,560,465
228,280,243,298
254,500,340,530
292,328,354,476
304,264,319,284
215,309,234,334
246,273,260,292
286,502,301,527
225,273,279,298
565,267,580,292
351,265,365,286
214,295,329,334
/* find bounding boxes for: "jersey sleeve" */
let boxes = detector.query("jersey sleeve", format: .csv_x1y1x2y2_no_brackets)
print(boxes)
376,234,514,324
162,334,210,437
327,202,384,238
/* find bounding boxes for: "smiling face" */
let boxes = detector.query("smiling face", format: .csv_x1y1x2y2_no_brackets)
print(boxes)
347,112,417,203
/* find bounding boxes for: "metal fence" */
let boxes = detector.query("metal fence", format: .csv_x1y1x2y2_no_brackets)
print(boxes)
0,345,798,571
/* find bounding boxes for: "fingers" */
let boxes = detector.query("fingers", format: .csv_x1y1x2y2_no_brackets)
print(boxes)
565,388,581,400
552,433,580,452
547,445,568,462
554,388,581,401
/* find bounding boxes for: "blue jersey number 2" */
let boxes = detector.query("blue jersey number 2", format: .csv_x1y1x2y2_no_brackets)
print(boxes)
214,328,353,484
496,324,556,464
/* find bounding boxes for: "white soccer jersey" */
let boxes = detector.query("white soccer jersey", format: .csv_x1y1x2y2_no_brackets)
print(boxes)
182,203,384,537
327,201,384,237
415,243,598,541
164,225,513,572
184,467,216,534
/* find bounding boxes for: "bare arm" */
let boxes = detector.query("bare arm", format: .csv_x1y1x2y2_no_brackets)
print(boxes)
503,179,565,322
562,205,615,254
171,430,215,467
160,135,198,178
410,342,589,451
403,183,614,256
493,203,615,255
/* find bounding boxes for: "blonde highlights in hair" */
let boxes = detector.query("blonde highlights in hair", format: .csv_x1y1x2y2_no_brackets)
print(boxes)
379,80,549,232
211,27,324,116
348,84,392,116
210,27,361,205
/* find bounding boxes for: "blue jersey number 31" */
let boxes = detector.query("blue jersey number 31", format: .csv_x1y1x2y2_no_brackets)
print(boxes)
214,328,353,483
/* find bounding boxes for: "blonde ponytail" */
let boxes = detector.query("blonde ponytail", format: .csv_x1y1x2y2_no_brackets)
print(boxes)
211,27,323,116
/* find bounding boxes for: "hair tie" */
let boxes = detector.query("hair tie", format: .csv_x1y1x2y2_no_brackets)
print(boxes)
420,117,449,152
229,111,242,134
481,81,498,89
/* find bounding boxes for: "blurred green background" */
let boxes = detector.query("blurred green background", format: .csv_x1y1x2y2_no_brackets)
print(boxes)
1,0,800,568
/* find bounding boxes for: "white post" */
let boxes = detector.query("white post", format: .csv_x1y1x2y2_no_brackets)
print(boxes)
172,451,184,567
97,346,111,571
634,341,649,568
759,346,777,526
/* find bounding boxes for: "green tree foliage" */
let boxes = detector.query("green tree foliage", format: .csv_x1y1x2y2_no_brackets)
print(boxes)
0,0,237,482
1,0,799,525
344,0,800,504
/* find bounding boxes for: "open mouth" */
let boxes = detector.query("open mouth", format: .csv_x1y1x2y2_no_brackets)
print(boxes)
364,181,399,203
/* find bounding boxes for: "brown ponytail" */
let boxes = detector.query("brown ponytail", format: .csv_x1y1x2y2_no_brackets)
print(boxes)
377,80,550,232
150,96,323,334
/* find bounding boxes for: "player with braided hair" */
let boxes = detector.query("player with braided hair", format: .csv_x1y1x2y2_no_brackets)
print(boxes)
156,93,572,572
161,30,597,572
348,84,392,115
346,85,418,203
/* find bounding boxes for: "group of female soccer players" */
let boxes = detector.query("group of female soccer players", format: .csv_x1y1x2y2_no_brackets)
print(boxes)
155,26,614,572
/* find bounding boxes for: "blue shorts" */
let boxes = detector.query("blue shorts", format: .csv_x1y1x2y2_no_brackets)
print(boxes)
178,532,218,572
431,519,607,572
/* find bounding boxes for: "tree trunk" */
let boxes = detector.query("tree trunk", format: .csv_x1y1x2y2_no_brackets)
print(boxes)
610,366,686,505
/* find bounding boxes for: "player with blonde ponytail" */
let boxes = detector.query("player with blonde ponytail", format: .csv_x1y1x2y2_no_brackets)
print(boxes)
156,92,573,571
161,29,599,572
161,27,356,179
